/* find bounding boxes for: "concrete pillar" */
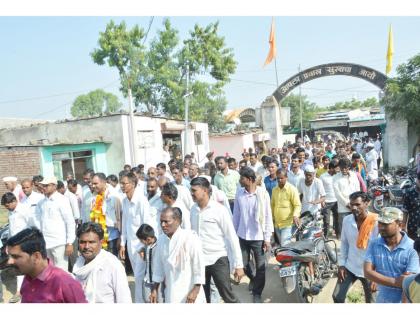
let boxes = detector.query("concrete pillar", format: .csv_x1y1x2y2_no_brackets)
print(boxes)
383,117,408,167
260,96,283,148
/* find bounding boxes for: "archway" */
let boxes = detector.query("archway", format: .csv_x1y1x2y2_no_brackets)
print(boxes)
272,62,387,103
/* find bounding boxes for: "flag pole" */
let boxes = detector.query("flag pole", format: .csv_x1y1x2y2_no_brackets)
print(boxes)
274,53,279,87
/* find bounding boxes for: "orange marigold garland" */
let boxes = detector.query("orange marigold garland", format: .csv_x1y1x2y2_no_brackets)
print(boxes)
90,192,108,249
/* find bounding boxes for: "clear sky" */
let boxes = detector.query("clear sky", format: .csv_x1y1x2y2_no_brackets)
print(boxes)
1,11,420,119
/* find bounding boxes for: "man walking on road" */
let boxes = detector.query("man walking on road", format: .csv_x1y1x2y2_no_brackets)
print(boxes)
233,167,274,303
190,177,244,303
333,191,378,303
119,172,154,303
271,169,301,246
214,156,240,212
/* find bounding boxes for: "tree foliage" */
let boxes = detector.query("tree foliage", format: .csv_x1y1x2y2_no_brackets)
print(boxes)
280,94,318,129
71,89,122,118
381,53,420,133
91,19,236,132
326,97,378,111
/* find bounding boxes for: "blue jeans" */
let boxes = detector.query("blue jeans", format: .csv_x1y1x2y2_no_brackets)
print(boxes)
275,227,292,246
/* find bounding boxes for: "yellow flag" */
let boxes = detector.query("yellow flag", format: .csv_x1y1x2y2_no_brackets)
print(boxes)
264,18,277,67
386,24,393,75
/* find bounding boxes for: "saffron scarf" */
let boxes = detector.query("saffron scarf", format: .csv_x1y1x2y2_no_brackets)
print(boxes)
90,192,108,249
356,212,378,249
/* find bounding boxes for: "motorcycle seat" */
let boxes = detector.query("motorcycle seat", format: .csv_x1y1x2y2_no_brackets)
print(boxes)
281,239,316,253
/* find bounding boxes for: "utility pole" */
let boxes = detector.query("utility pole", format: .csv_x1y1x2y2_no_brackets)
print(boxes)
299,65,303,141
184,64,190,158
128,86,138,166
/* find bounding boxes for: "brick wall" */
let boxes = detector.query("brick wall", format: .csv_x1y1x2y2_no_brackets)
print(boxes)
0,146,41,199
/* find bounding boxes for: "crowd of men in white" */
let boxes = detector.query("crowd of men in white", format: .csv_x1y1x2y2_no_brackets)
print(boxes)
1,134,418,303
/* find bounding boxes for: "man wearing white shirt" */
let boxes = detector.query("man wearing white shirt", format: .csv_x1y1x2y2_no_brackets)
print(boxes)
21,179,44,218
319,160,340,237
171,165,194,209
365,143,379,183
119,172,154,303
297,165,326,214
1,192,36,303
151,207,206,303
190,177,245,303
57,181,81,223
147,178,164,235
249,153,263,173
2,176,25,202
81,169,95,223
91,173,122,257
156,162,174,182
332,191,378,303
162,145,171,165
287,154,305,188
73,222,132,303
333,158,361,239
35,176,76,272
188,163,200,182
160,183,191,230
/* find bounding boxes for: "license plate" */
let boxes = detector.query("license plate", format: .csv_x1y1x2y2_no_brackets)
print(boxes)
279,266,296,277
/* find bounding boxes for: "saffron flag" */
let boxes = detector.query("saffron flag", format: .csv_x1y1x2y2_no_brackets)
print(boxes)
264,18,277,67
386,24,393,75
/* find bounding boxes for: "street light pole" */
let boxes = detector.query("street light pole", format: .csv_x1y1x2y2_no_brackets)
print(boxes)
128,87,138,166
299,65,303,141
184,65,190,158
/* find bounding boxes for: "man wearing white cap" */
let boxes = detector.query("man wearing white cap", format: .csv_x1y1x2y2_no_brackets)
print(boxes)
365,143,379,182
297,164,326,214
2,176,25,202
35,176,76,271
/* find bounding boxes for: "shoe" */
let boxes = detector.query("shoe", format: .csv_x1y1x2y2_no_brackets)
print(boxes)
253,295,262,303
8,294,21,303
248,279,254,293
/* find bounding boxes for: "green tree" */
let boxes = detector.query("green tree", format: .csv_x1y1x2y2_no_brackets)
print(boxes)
91,20,146,110
280,94,318,129
70,89,122,118
382,53,420,134
325,97,378,111
91,19,236,132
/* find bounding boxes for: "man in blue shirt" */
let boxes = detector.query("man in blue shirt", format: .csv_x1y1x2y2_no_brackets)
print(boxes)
364,207,420,303
264,159,278,198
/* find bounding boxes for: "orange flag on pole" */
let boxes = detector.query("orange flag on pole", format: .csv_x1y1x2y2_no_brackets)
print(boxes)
264,18,277,67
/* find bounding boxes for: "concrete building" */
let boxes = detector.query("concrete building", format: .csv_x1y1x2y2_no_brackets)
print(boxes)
0,113,209,182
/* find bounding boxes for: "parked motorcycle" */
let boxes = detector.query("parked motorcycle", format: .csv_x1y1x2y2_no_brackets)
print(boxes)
369,158,416,212
273,210,338,303
0,223,9,270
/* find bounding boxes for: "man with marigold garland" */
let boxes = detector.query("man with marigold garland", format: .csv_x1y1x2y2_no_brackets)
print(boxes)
91,172,122,257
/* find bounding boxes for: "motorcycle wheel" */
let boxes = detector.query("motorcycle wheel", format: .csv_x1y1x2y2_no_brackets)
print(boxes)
283,264,311,303
324,242,337,264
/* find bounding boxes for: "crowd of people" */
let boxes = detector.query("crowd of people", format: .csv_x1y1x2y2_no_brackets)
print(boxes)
0,132,419,304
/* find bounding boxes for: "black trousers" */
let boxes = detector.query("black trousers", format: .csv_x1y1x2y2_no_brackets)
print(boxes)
332,267,375,303
228,200,235,213
239,238,266,296
204,256,240,303
321,202,338,237
107,238,119,257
